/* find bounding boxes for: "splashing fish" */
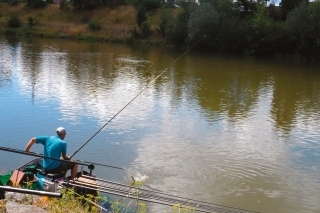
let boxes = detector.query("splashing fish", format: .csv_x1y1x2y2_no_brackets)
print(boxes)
131,172,148,182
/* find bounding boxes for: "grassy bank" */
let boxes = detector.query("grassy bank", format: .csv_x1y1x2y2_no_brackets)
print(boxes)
0,2,165,44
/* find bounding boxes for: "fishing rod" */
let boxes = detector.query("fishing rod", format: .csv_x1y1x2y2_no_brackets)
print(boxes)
0,146,124,170
0,186,62,198
71,35,207,158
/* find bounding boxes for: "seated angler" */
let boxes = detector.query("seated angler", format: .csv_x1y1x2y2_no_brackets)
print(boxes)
24,127,78,180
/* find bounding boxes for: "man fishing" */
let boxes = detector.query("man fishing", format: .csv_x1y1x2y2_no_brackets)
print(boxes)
24,127,78,180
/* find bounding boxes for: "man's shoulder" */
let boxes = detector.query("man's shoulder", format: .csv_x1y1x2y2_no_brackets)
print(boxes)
35,135,50,143
51,136,67,145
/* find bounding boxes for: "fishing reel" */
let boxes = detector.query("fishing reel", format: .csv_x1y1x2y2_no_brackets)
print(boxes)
87,164,95,175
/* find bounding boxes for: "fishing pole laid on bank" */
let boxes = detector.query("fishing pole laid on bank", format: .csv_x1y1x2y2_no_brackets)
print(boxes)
0,146,124,170
71,35,207,158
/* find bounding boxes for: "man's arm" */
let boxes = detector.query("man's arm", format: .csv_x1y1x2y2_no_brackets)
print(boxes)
25,138,36,152
61,153,71,160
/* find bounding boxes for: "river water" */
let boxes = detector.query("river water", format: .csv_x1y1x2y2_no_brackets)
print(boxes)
0,36,319,213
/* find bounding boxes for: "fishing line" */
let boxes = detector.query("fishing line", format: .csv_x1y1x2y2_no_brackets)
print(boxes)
71,35,207,158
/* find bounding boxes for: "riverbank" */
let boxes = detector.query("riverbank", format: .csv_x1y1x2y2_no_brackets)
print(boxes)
0,2,165,45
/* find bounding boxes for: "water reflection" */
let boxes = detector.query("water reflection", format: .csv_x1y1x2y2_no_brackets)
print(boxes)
1,36,320,213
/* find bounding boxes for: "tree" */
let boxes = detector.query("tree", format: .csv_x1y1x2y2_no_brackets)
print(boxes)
187,3,219,48
286,1,320,61
159,8,171,37
136,5,147,29
280,0,307,20
165,8,190,47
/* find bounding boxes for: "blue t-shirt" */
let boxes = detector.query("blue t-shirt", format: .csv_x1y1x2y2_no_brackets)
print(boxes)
36,135,67,170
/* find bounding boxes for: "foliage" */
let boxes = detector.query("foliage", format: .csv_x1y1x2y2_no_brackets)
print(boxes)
159,8,170,37
70,0,102,9
187,3,219,48
104,0,126,8
136,5,147,29
286,1,320,61
165,7,190,46
0,199,6,212
172,203,196,213
140,0,160,11
246,2,275,56
135,0,160,30
6,13,21,28
216,16,250,54
28,16,34,27
59,0,69,10
140,21,151,38
26,0,47,8
88,19,102,31
280,0,305,20
10,0,20,7
45,188,100,213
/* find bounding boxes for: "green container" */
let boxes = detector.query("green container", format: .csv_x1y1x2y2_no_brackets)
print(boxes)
0,173,11,186
25,165,38,172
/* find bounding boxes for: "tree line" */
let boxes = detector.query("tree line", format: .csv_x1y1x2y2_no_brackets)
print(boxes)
159,0,319,62
5,0,320,62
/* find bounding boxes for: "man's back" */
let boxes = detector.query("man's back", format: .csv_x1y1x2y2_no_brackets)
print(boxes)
36,135,67,169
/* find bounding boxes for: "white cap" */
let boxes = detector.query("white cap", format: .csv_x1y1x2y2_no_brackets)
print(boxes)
56,127,67,135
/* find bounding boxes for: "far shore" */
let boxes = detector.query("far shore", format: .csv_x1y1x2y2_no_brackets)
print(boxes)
0,3,166,46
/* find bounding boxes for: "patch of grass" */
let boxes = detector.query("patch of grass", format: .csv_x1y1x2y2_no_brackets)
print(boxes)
0,2,168,45
0,199,6,212
44,188,101,213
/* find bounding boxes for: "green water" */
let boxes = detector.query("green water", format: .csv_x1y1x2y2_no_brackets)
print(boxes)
0,36,319,213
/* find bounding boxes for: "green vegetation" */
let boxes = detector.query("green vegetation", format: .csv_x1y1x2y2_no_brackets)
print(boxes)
88,19,102,31
0,0,319,62
6,12,21,28
0,177,196,213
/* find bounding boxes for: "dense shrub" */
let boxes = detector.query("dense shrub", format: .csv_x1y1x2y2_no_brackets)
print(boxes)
286,1,320,61
246,3,275,56
187,3,219,48
165,7,190,46
140,0,160,11
6,13,21,28
159,8,170,37
26,0,47,8
140,21,151,38
71,0,101,9
11,1,19,7
88,19,101,31
136,5,147,29
27,17,34,27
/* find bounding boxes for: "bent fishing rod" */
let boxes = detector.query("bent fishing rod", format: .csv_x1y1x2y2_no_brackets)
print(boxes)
71,35,207,158
0,146,124,170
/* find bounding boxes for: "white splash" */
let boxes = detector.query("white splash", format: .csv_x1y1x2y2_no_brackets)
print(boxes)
131,172,148,182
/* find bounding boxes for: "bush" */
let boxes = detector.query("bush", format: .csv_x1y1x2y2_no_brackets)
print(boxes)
286,1,320,61
71,0,101,9
11,0,19,7
187,3,219,47
6,13,21,28
140,0,160,11
246,3,275,56
140,21,151,38
136,5,147,29
60,0,69,10
159,8,170,37
165,6,190,46
88,19,102,31
26,0,47,8
28,17,34,27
